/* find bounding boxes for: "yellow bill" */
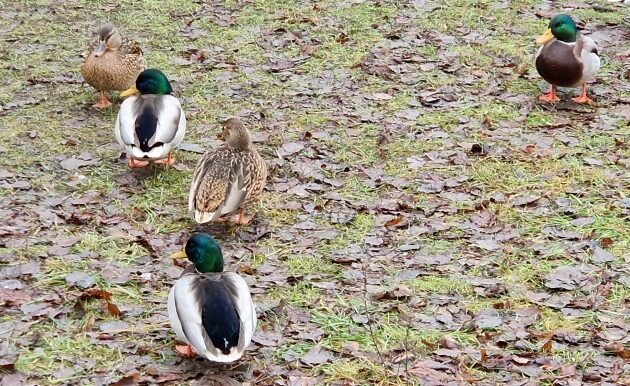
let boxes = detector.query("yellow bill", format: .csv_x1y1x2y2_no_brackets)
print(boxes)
535,28,554,45
120,86,139,97
169,250,188,259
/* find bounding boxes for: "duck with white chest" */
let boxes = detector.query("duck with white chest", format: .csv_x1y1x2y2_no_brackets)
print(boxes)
115,69,186,168
535,14,600,104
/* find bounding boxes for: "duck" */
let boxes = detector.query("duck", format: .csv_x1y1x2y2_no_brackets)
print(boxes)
168,233,256,362
81,21,146,109
188,118,267,225
115,69,186,168
535,14,600,104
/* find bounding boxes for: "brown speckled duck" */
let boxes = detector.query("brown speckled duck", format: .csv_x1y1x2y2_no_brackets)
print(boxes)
81,22,146,108
188,118,267,225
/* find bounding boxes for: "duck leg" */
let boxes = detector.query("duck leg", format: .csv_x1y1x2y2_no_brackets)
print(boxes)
538,85,560,103
571,82,594,104
128,157,150,168
154,151,176,165
175,344,197,358
222,209,252,225
92,91,112,109
235,208,252,225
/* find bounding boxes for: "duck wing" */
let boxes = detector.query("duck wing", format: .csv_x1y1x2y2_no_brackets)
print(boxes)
189,150,251,223
169,273,247,362
115,95,184,152
221,272,257,351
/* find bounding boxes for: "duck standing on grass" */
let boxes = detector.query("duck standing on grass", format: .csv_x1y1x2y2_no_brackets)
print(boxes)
535,14,600,104
115,69,186,168
188,118,267,225
81,22,145,108
168,233,256,362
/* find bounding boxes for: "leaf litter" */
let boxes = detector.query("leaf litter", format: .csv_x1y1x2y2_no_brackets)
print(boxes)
0,0,629,385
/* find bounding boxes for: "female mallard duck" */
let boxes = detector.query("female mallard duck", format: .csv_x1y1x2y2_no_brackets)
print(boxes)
535,14,600,104
168,233,256,362
81,22,146,108
115,69,186,168
188,118,267,225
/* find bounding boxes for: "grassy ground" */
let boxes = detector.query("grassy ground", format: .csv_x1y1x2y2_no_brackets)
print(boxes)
1,0,629,385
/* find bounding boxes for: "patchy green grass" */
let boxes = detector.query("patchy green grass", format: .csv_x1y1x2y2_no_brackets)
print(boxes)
1,0,628,384
16,334,125,378
405,275,474,296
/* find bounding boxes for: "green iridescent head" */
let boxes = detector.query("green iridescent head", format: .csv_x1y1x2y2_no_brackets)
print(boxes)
120,69,173,97
171,233,224,273
537,14,577,44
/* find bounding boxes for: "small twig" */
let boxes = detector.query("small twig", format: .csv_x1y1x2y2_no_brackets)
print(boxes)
376,127,391,161
402,313,411,376
99,325,171,335
361,254,385,365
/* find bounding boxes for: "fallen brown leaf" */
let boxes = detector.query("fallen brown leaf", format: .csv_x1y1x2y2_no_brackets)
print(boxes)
480,348,488,363
79,289,113,302
107,302,121,318
604,342,630,359
111,372,139,386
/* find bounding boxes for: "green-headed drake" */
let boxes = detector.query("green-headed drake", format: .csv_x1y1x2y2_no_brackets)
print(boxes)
115,69,186,168
81,21,145,108
535,14,600,104
188,118,267,225
168,233,256,362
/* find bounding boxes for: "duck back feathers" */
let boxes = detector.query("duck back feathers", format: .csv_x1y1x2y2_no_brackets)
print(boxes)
131,96,181,152
189,147,267,224
115,94,185,161
167,269,256,362
200,280,241,354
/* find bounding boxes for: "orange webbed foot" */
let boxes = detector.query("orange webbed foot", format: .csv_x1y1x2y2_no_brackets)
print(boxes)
176,344,197,358
154,157,175,165
217,210,252,225
231,209,252,225
571,83,594,105
128,158,150,168
538,94,560,103
538,86,560,103
154,151,175,165
571,94,594,105
92,91,112,109
92,100,112,109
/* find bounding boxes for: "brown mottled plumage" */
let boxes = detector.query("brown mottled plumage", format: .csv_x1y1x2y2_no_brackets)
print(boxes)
188,118,267,225
81,22,146,108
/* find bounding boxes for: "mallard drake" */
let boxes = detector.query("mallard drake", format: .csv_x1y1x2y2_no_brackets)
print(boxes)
168,233,256,362
115,69,186,168
188,118,267,225
81,22,146,108
535,14,600,104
